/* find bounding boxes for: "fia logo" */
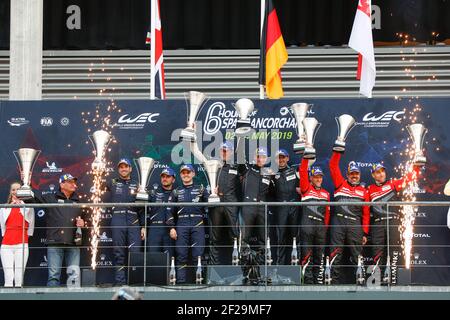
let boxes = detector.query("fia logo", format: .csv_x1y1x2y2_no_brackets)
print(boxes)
40,117,53,127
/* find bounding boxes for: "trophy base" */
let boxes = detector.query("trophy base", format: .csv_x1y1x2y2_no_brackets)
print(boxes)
208,195,221,203
92,161,106,172
16,188,34,200
235,120,252,137
180,129,196,142
303,147,316,159
333,140,346,152
414,155,427,166
135,192,149,202
293,142,305,155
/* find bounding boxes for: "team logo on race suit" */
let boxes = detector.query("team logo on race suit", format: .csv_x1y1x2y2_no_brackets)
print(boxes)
37,209,45,218
203,101,296,135
115,112,160,130
358,110,405,128
40,255,48,267
40,117,53,126
42,184,56,195
7,117,29,127
42,161,63,173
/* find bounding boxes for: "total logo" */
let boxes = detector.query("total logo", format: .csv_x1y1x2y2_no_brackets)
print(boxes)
203,101,296,135
40,117,53,126
7,117,29,127
115,112,160,130
358,110,405,128
97,254,113,267
411,252,427,265
42,161,63,173
413,233,431,238
355,162,377,168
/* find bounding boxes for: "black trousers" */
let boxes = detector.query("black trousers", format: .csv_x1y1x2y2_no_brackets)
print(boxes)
241,205,267,249
329,216,364,284
370,217,401,284
209,205,239,265
300,216,327,284
275,206,299,265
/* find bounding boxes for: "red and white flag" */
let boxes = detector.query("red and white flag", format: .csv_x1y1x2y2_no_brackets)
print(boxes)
148,0,165,99
349,0,376,98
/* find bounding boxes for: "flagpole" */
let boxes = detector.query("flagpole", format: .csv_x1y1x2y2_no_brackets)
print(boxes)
259,0,265,100
150,0,156,100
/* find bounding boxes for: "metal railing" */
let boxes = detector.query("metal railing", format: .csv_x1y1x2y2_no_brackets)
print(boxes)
0,201,448,289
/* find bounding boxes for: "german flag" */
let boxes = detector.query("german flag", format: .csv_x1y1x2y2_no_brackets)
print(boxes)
259,0,288,99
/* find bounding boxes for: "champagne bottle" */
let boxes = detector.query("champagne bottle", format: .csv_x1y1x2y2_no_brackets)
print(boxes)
266,237,273,266
356,255,365,285
232,238,239,266
169,257,176,285
291,237,299,265
195,256,203,284
74,227,82,246
324,256,331,285
383,255,391,284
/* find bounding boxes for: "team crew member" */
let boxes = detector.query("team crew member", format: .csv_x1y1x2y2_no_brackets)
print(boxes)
272,149,300,265
146,168,176,258
23,173,85,287
167,164,209,284
368,163,421,284
105,158,145,286
329,150,370,284
240,148,273,250
0,182,35,287
209,142,240,265
299,159,330,284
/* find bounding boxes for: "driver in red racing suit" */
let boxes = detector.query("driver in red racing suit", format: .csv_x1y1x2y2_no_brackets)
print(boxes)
368,162,421,285
329,151,370,284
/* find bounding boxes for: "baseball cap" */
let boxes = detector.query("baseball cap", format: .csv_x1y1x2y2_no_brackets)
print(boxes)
179,164,195,173
117,158,132,167
371,163,386,174
347,161,361,173
220,141,234,151
310,166,324,176
276,149,289,157
59,173,77,184
255,147,268,157
160,168,176,177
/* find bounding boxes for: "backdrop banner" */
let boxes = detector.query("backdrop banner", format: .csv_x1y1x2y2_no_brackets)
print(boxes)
0,97,448,286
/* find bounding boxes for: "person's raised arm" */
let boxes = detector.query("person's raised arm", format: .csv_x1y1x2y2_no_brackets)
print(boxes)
329,151,345,188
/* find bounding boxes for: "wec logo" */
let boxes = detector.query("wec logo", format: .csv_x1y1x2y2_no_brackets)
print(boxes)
116,113,160,130
359,111,405,128
118,113,159,124
363,111,405,122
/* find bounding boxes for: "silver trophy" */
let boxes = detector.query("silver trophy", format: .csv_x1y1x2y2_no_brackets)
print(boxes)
334,114,356,152
290,103,310,154
234,98,255,137
407,123,428,166
202,159,222,203
13,148,41,199
90,130,112,171
303,118,321,159
180,91,207,142
134,157,156,201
